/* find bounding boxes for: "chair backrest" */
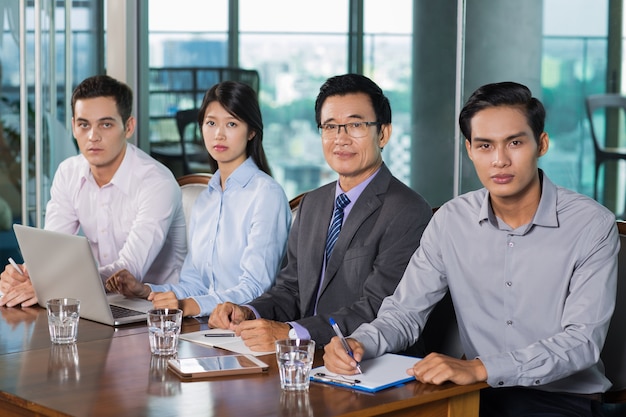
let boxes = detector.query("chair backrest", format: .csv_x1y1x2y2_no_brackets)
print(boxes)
176,109,201,174
601,221,626,402
585,94,626,153
176,173,212,232
288,192,306,224
418,291,463,358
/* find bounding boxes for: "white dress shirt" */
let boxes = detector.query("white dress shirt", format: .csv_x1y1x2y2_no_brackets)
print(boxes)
44,143,186,285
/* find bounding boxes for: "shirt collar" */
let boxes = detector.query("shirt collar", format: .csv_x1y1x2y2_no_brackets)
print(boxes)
532,170,558,228
110,144,134,195
78,155,91,188
478,169,558,229
77,143,133,195
209,157,258,191
335,166,381,208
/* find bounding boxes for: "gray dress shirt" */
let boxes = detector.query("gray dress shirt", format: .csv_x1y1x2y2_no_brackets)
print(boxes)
352,171,619,394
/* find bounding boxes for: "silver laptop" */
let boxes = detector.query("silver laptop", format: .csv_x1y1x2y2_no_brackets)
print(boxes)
13,224,154,326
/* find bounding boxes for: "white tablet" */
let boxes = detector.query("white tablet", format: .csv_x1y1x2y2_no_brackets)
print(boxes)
167,354,269,381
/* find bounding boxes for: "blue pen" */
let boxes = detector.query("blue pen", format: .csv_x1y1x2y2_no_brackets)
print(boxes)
329,317,362,374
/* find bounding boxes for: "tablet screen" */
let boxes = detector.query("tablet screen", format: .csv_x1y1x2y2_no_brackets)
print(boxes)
168,354,268,379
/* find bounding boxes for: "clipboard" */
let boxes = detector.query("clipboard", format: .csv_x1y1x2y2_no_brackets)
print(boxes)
179,329,275,356
310,353,420,393
167,354,269,381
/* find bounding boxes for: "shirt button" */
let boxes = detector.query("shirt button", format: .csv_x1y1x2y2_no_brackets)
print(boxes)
498,381,504,386
508,242,514,247
506,281,512,287
506,320,513,325
534,380,541,385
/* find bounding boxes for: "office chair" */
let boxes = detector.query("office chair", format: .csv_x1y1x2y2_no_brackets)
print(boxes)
584,94,626,201
288,192,307,224
175,109,212,175
176,173,212,233
600,221,626,404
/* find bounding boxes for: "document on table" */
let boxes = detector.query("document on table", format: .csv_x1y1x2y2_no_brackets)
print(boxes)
310,353,421,393
180,329,275,356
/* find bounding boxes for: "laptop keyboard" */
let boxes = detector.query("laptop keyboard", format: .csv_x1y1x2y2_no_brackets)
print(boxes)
110,304,145,319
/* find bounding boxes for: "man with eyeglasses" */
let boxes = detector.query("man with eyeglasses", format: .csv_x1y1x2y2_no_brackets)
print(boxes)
209,73,432,352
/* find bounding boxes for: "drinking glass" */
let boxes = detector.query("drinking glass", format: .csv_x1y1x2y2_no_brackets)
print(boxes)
47,298,80,344
275,339,316,391
147,308,182,356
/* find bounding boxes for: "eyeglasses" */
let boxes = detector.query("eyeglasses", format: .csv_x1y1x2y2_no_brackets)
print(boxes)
318,121,380,139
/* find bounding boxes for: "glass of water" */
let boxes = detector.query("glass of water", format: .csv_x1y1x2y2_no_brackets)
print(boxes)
46,298,80,344
275,339,316,391
147,308,182,356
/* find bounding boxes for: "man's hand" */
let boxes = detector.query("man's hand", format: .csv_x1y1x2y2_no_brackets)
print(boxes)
105,269,150,299
0,280,38,307
323,336,364,375
208,302,255,330
235,319,290,352
0,264,38,307
407,353,488,385
1,262,29,291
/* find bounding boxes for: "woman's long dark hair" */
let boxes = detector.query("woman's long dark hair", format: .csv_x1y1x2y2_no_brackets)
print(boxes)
197,81,272,176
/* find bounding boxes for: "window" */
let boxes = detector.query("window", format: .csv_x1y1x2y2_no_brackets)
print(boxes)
364,0,412,186
239,0,349,198
148,0,228,146
540,0,608,197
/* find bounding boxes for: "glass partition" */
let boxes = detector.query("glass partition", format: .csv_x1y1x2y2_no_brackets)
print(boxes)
0,0,103,261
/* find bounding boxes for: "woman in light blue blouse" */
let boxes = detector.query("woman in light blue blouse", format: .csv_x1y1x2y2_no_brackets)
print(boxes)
107,81,291,317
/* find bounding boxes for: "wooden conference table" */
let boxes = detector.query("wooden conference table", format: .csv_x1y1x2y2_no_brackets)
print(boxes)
0,306,486,417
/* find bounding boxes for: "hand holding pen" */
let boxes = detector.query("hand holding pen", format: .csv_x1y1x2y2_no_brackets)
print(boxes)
2,257,27,286
329,317,362,374
1,257,36,307
8,258,24,276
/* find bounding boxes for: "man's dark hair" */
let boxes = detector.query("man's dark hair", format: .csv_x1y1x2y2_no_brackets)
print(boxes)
314,73,392,133
459,81,545,144
71,75,133,125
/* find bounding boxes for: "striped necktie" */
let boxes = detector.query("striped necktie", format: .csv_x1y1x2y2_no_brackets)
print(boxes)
325,193,351,261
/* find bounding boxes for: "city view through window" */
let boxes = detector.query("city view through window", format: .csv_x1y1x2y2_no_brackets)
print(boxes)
147,0,620,212
148,0,412,199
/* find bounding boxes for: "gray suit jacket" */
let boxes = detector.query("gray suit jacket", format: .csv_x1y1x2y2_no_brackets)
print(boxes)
249,164,432,346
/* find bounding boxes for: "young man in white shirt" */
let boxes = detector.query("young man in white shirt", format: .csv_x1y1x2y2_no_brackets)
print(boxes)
324,81,618,417
0,75,186,307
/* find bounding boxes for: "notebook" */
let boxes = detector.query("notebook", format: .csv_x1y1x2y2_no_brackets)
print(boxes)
13,224,154,326
310,353,420,393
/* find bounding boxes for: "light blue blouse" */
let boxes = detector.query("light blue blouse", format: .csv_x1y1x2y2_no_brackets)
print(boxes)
149,157,291,316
